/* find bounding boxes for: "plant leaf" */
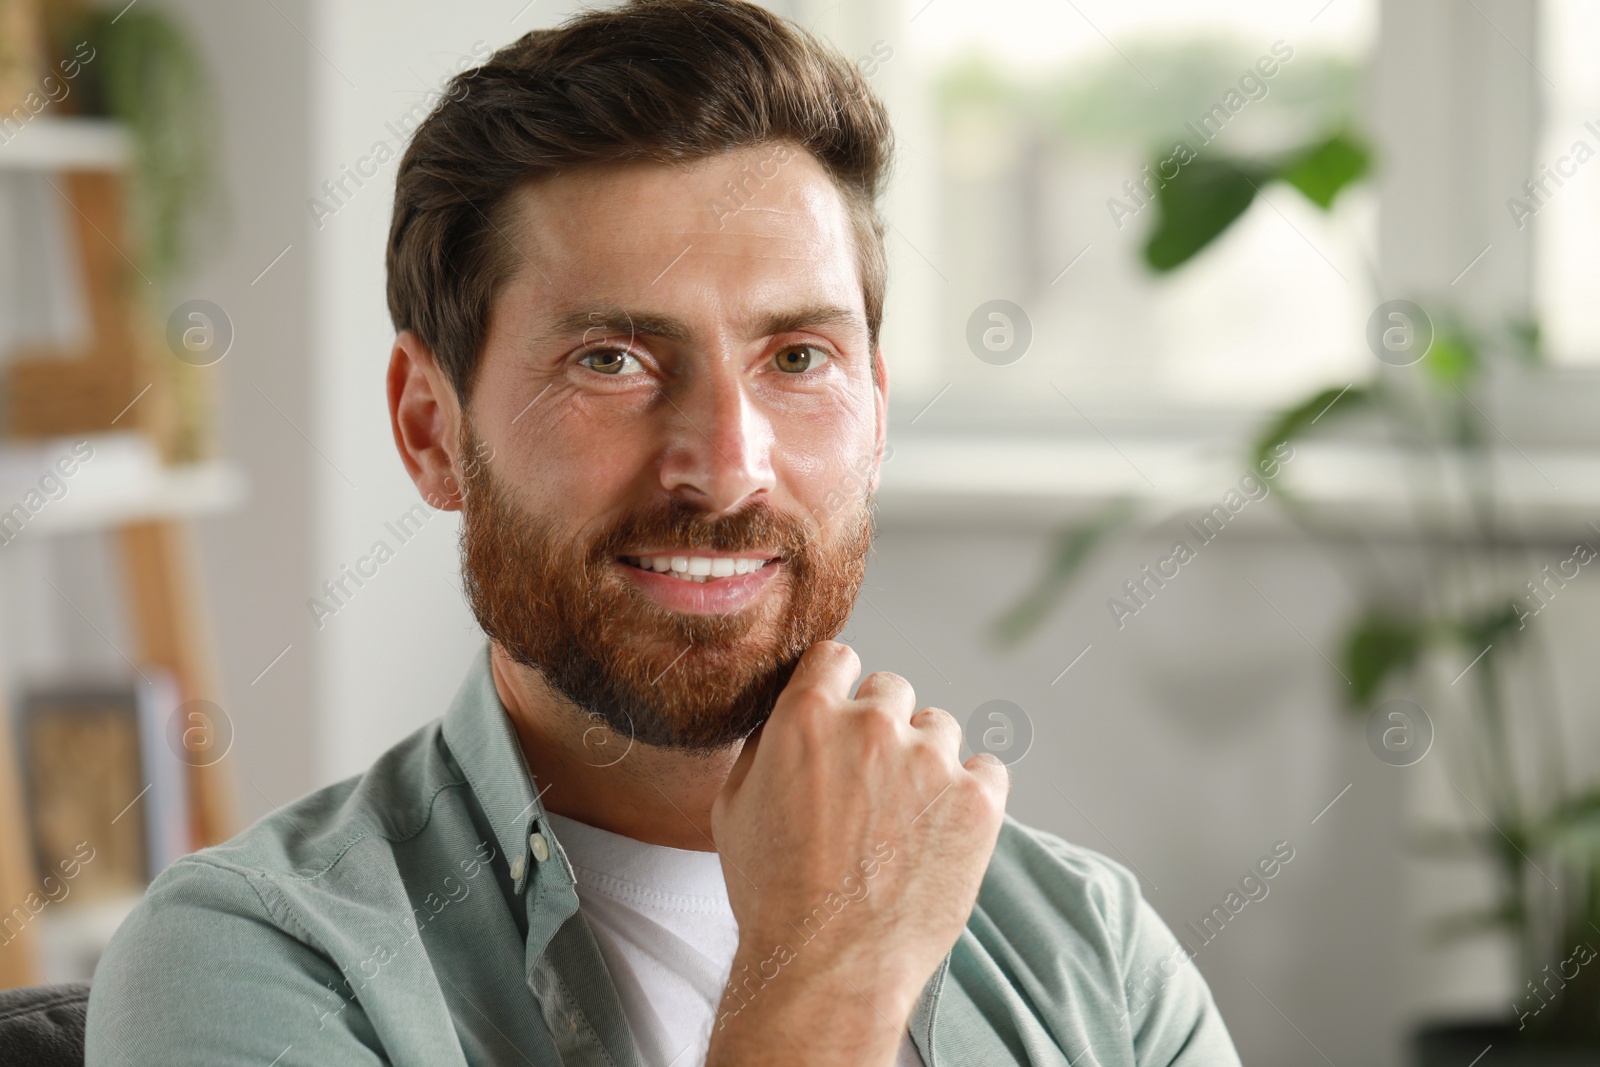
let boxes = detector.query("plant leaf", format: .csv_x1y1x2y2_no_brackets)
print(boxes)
1341,610,1425,709
1423,330,1479,386
1277,131,1370,209
991,500,1137,647
1143,158,1273,272
1143,130,1370,273
1409,826,1493,859
1427,902,1523,945
1249,384,1372,477
1533,789,1600,855
1451,603,1525,653
1506,317,1543,367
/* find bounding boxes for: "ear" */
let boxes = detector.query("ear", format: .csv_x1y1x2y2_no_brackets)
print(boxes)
867,342,889,494
388,329,465,511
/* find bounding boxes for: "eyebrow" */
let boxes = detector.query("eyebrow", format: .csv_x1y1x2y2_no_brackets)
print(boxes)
545,302,866,346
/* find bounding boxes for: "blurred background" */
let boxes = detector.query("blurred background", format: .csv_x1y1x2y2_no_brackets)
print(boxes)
1,0,1598,1063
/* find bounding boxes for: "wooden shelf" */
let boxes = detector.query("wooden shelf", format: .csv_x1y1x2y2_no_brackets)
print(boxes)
0,432,248,539
0,118,129,172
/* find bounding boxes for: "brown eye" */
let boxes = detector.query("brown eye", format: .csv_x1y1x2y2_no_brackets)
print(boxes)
579,349,641,375
774,345,830,373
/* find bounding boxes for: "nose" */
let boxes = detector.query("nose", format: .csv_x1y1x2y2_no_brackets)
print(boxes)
657,357,776,513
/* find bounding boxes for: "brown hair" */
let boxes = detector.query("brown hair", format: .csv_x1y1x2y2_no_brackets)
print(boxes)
386,0,894,403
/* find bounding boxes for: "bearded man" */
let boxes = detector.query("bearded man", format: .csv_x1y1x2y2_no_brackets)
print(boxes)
86,2,1242,1064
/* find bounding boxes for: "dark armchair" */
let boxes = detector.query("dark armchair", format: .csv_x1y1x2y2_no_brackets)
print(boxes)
0,983,89,1067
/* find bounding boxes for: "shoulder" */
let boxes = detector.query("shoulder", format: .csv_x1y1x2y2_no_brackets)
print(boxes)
84,721,461,1064
938,816,1150,1051
963,816,1244,1065
991,813,1140,888
199,715,460,882
88,851,296,998
981,814,1147,956
89,716,461,995
85,852,388,1065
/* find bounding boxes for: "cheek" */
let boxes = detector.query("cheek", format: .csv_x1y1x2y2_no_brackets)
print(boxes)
512,396,651,510
772,401,875,513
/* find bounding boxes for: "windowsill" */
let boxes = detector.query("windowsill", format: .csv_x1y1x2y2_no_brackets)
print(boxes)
874,433,1600,541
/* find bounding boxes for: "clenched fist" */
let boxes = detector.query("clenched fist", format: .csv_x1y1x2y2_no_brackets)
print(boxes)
706,641,1010,1067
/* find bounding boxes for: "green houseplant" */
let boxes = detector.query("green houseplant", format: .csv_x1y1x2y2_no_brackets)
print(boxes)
64,4,220,292
47,3,223,462
999,126,1600,1059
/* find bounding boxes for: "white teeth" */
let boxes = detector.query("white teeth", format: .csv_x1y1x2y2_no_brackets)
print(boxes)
625,555,772,581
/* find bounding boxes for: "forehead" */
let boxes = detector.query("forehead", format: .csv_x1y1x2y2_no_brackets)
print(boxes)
498,144,864,331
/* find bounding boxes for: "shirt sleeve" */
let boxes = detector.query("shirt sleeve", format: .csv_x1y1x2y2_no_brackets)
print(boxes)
1119,892,1243,1067
86,856,390,1067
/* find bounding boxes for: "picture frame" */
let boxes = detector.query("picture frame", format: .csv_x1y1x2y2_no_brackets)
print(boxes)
14,668,188,907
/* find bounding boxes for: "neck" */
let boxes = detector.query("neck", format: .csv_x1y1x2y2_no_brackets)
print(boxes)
489,642,740,851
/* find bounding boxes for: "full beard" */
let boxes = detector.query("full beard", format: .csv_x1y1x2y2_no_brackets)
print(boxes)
457,424,875,754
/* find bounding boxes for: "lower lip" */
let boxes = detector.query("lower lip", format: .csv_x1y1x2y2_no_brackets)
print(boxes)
617,559,780,614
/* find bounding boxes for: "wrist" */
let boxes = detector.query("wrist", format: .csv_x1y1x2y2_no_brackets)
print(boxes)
706,940,913,1066
725,928,923,1018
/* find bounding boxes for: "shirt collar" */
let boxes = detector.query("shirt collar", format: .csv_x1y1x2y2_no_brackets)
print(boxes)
439,642,578,940
440,642,641,1064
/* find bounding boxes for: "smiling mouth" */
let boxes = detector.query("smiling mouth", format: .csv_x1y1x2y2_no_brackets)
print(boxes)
618,553,778,583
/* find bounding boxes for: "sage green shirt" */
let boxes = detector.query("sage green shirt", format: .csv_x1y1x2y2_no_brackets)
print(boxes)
86,642,1242,1066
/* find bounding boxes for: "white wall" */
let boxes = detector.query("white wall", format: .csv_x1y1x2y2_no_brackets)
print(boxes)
308,1,581,783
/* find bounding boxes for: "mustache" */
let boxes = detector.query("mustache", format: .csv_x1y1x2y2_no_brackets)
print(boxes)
589,498,814,564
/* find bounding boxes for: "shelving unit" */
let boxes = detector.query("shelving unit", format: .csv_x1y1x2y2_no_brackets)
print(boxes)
0,116,246,988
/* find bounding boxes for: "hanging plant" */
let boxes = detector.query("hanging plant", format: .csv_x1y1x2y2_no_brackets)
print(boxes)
65,4,223,293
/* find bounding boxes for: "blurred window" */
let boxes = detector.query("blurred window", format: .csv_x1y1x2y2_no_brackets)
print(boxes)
821,0,1379,426
1536,0,1600,365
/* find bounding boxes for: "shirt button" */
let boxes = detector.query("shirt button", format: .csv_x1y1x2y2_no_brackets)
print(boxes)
529,831,550,863
509,853,526,880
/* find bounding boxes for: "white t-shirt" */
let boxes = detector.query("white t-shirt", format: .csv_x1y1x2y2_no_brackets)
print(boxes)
543,811,926,1067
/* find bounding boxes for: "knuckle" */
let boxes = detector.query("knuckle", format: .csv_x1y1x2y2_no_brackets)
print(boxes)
861,674,915,717
956,772,999,815
782,690,833,737
908,726,940,758
908,733,948,773
855,704,900,752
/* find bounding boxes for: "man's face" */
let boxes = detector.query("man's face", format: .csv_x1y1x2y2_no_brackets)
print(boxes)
455,143,886,753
